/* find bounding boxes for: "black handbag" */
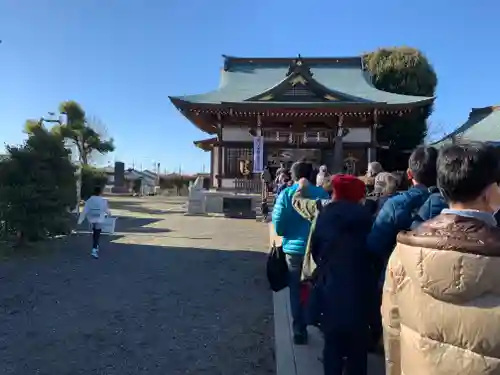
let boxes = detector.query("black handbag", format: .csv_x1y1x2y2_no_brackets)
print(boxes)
266,241,289,292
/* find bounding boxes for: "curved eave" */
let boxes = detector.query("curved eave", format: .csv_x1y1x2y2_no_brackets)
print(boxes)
171,95,434,121
432,105,500,147
222,98,434,110
193,137,218,152
169,96,217,134
172,96,433,109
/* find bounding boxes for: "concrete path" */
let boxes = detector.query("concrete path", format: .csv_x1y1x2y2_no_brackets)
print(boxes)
0,197,274,375
269,224,385,375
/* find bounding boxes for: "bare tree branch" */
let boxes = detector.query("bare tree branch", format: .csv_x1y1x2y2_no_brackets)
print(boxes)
426,121,450,143
86,115,111,165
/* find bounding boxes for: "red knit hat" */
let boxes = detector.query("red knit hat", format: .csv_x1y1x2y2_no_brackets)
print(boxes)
331,174,366,203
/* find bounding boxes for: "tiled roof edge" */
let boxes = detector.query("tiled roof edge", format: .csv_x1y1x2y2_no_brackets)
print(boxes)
469,105,500,117
222,55,362,71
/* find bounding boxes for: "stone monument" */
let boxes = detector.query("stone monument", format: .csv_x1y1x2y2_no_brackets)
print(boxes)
185,176,207,215
112,161,128,193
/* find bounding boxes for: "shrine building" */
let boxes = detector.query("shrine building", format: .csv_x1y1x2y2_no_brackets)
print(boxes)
169,55,434,190
433,105,500,148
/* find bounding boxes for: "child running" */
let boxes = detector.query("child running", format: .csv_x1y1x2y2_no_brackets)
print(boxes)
77,186,111,259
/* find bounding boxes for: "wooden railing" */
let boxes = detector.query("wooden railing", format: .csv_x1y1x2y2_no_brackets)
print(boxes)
234,178,262,194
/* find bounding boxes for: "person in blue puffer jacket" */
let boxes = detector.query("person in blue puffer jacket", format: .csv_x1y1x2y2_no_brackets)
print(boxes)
367,146,442,264
411,186,448,229
272,161,329,345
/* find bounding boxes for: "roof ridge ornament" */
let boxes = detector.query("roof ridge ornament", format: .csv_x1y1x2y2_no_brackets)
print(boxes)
286,54,313,78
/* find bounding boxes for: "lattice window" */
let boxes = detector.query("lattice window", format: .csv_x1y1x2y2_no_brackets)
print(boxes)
263,130,330,143
283,84,316,98
224,147,253,177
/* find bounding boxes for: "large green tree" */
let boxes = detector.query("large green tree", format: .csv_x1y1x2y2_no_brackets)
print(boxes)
0,122,76,242
364,47,437,168
54,101,115,165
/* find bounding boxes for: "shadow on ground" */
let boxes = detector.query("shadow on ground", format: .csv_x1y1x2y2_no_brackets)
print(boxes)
114,216,173,234
77,216,172,234
0,235,274,375
109,199,185,215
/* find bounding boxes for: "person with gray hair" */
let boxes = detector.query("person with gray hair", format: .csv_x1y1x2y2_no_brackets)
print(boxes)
364,161,384,194
367,161,383,177
365,172,399,216
374,172,399,196
316,165,329,187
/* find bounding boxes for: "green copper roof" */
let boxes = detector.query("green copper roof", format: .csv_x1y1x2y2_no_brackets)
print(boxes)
170,56,433,107
432,106,500,147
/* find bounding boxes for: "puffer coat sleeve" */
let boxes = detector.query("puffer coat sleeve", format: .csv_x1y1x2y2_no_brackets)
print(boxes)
382,250,403,375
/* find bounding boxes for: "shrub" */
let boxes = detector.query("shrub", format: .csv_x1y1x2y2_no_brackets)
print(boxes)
81,165,108,200
159,174,195,189
0,124,76,242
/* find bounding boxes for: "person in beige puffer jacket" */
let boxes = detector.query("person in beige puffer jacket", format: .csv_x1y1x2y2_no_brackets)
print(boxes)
382,142,500,375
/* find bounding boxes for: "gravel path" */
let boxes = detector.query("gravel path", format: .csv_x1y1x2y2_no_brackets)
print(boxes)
0,197,275,375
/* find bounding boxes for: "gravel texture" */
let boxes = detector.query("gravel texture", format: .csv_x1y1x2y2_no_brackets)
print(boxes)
0,197,275,375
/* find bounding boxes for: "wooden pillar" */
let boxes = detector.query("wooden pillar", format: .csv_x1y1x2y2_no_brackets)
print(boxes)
368,110,378,163
209,148,214,189
216,113,223,189
256,114,267,199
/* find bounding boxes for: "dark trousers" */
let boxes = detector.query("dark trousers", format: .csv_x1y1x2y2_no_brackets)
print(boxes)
369,288,383,349
285,254,306,335
92,224,102,249
323,330,368,375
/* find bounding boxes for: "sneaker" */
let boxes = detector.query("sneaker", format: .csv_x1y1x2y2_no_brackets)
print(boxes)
91,248,99,259
293,332,308,345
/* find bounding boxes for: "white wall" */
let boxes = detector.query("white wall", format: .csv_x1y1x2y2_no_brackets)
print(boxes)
212,147,219,187
343,128,371,143
213,147,219,175
222,127,253,142
221,178,234,189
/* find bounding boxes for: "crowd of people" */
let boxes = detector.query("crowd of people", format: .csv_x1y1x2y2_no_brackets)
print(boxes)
271,142,500,375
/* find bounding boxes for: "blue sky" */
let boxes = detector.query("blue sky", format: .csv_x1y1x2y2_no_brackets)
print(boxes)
0,0,498,173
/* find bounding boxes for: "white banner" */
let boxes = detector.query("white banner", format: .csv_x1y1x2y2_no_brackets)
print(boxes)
253,136,264,173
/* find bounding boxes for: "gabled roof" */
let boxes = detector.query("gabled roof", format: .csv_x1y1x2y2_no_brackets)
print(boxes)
141,170,159,179
169,55,434,107
432,105,500,147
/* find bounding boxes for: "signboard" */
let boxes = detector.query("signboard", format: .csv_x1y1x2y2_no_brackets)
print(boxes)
253,136,264,173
